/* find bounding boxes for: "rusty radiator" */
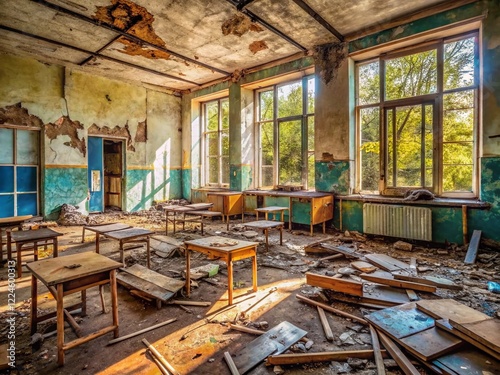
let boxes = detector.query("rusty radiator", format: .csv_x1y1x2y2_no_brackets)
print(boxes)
363,203,432,241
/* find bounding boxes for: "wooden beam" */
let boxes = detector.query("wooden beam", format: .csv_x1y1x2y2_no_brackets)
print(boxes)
394,275,462,290
317,306,334,341
377,330,420,375
462,205,468,245
345,0,480,42
224,352,240,375
359,274,436,293
296,294,367,325
108,318,177,345
142,339,180,375
369,325,386,375
464,230,481,264
306,272,364,296
266,349,389,365
290,0,344,41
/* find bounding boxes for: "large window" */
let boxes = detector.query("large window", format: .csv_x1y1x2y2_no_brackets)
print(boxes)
202,98,229,187
0,126,40,217
356,32,478,197
257,76,315,189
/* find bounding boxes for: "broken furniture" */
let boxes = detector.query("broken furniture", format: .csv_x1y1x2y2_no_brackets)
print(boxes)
27,252,121,366
254,206,290,229
10,227,63,278
206,191,243,223
0,214,33,262
184,236,258,305
116,263,185,308
81,222,131,244
243,190,333,235
102,227,153,268
164,203,213,235
173,210,225,235
243,220,284,251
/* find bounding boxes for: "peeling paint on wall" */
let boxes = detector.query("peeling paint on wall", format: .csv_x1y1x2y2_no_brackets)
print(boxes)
134,120,147,142
313,42,347,85
88,123,135,151
249,40,268,54
117,37,170,60
0,103,43,127
94,0,165,46
221,13,264,37
45,116,86,156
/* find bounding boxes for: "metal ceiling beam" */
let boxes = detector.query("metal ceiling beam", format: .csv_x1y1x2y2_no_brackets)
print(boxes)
79,34,123,66
30,0,230,75
0,24,200,86
226,0,307,52
236,0,257,11
290,0,344,42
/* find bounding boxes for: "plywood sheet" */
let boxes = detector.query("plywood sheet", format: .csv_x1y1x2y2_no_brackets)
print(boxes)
116,272,175,302
231,321,307,374
306,272,363,296
400,327,462,361
434,346,500,375
416,299,490,325
351,261,377,273
122,264,184,293
0,343,9,370
449,319,500,354
365,253,411,273
362,284,410,306
365,302,434,339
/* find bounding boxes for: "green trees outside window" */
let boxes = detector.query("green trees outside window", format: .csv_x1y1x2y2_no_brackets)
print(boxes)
203,98,229,186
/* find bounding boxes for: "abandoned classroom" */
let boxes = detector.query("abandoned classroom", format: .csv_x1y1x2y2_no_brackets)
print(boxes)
1,0,500,374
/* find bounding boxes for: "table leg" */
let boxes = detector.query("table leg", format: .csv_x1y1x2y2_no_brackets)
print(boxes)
81,290,87,317
173,215,176,234
56,283,65,366
16,243,22,278
96,234,100,254
53,238,59,257
165,213,169,235
120,240,124,265
81,227,86,243
264,229,269,251
99,285,107,313
279,225,283,245
323,221,326,234
185,249,191,297
146,237,151,269
227,258,233,305
252,253,258,293
110,270,119,338
7,229,12,260
33,241,38,261
200,220,204,236
0,228,3,262
30,275,37,334
310,223,313,236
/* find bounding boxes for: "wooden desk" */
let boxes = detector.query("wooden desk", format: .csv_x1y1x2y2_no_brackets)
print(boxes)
184,236,258,305
10,228,63,278
206,191,243,223
243,220,284,251
164,203,213,235
27,252,121,366
102,227,153,268
0,215,33,262
179,210,226,235
254,206,290,229
81,223,131,244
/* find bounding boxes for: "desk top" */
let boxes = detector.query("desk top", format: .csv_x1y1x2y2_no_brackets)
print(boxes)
244,220,285,229
0,215,33,227
243,190,333,198
103,227,153,240
206,191,242,196
10,228,63,242
164,203,213,213
26,252,122,286
83,223,131,233
184,236,258,252
254,206,289,212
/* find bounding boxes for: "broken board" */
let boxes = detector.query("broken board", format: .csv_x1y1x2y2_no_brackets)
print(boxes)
362,284,411,306
365,302,435,339
319,243,364,259
360,273,437,293
448,318,500,355
399,327,462,361
306,272,363,296
464,229,481,264
433,346,500,375
231,321,307,374
365,253,411,273
394,274,462,290
351,261,377,273
0,343,9,370
416,299,491,325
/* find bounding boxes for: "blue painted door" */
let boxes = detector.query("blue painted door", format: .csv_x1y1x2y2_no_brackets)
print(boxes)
88,137,104,212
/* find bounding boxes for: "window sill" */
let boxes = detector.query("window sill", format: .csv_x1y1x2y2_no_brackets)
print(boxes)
336,194,490,209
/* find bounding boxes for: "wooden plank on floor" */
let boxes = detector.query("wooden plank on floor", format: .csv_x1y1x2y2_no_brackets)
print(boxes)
416,299,491,325
435,319,500,361
231,321,307,374
306,272,363,296
121,264,185,293
362,285,411,306
394,275,462,290
434,346,500,374
365,302,435,339
377,330,420,375
365,253,412,273
464,230,481,264
319,243,364,259
0,344,9,370
351,261,378,273
116,272,175,302
360,273,436,292
399,327,463,361
449,318,500,355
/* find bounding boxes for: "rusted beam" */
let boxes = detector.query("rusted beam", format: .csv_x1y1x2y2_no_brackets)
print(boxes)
236,0,257,11
30,0,230,75
290,0,344,42
0,24,199,86
226,0,307,51
79,34,123,66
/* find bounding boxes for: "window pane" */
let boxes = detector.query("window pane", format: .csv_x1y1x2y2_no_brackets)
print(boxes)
396,105,422,187
385,49,437,100
207,133,218,156
358,61,380,105
260,90,274,121
221,99,229,131
424,105,433,187
0,194,14,218
17,166,37,192
278,120,302,185
278,82,302,118
443,91,474,142
261,122,274,187
0,166,14,193
221,131,229,157
387,109,394,187
444,37,475,90
443,165,473,192
444,142,473,165
17,130,39,164
221,156,229,184
0,128,14,164
360,107,380,191
307,77,315,114
308,116,315,189
17,193,37,216
206,102,218,131
307,116,315,151
208,157,218,184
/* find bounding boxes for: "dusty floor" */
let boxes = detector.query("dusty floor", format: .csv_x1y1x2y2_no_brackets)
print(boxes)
1,208,499,375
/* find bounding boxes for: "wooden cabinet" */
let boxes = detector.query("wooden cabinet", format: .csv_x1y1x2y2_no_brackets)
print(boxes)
206,191,243,222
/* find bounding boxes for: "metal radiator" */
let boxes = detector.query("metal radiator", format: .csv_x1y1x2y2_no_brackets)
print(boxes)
363,203,432,241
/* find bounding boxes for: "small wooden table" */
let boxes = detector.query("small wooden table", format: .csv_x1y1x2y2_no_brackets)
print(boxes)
184,236,258,305
81,223,131,244
164,203,213,235
27,252,121,366
178,210,226,234
10,228,63,278
243,220,284,251
0,215,33,262
102,227,153,268
254,206,290,229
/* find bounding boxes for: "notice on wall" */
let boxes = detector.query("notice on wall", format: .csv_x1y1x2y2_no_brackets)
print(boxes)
91,170,101,192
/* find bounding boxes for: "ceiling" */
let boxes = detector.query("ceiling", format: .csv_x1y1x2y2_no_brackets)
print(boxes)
0,0,465,93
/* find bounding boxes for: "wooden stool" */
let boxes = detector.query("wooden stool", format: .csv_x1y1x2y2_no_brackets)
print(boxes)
243,220,284,251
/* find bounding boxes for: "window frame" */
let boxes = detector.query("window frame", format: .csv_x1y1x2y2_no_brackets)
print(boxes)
201,97,229,188
355,31,479,198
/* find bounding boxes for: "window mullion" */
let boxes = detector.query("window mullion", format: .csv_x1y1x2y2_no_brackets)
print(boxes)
379,59,386,192
435,42,444,195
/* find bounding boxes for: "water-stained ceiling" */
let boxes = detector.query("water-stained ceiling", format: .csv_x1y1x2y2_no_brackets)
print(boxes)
0,0,471,92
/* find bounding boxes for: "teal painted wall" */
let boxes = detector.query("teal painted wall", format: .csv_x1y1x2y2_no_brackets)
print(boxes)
44,167,88,220
335,200,364,232
182,168,192,201
230,164,253,191
315,161,350,195
431,207,463,244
